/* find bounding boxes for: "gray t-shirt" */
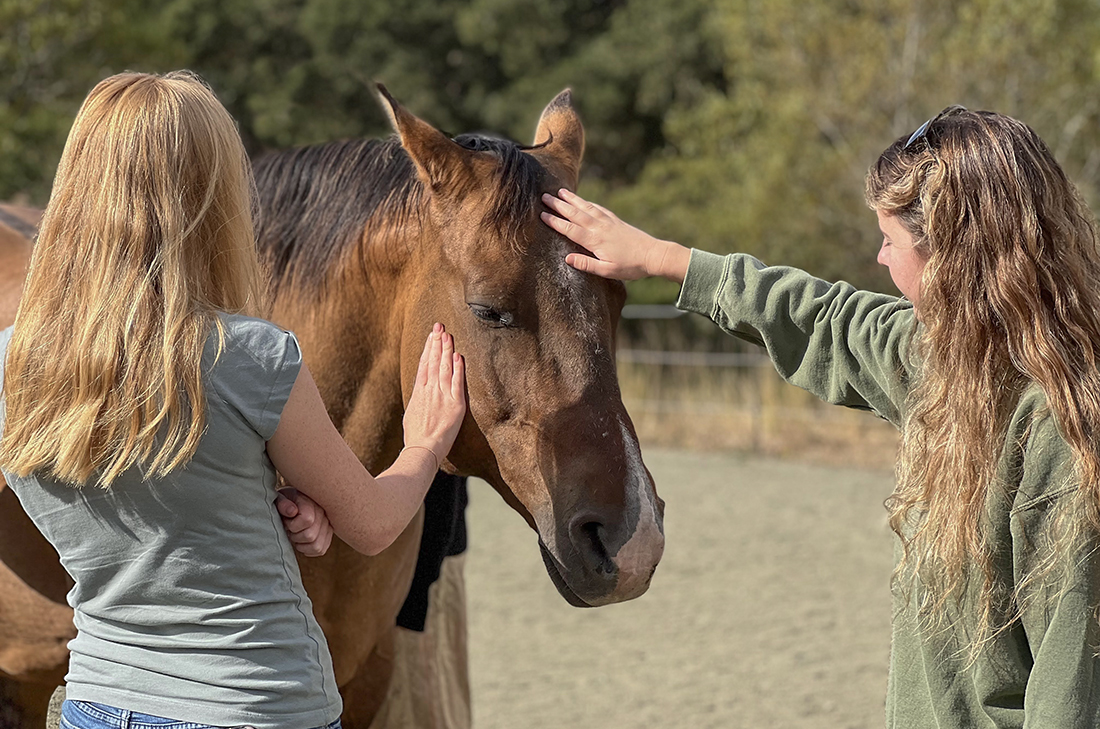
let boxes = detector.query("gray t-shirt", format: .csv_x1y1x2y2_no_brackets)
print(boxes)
0,314,342,729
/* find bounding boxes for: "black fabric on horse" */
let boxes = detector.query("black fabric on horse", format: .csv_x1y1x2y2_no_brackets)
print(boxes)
396,472,468,632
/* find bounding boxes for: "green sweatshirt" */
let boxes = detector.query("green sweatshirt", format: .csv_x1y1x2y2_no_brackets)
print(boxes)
676,250,1100,728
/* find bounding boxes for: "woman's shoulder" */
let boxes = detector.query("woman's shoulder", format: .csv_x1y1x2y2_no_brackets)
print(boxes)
218,312,292,345
207,314,303,440
207,313,302,394
213,313,300,370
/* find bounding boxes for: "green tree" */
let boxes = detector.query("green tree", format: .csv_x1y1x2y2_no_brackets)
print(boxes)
0,0,180,202
4,0,1099,309
603,0,1100,301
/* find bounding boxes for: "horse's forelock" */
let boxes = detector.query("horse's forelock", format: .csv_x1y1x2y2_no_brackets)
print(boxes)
452,133,546,253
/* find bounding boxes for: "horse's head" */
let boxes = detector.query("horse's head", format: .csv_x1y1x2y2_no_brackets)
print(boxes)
380,87,664,607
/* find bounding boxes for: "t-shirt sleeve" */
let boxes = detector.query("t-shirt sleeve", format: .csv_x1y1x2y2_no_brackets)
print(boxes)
213,317,303,440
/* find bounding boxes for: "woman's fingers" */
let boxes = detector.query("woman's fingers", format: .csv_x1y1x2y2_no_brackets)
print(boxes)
451,352,466,402
544,189,667,282
541,193,600,248
565,252,617,278
440,331,454,389
546,188,603,220
277,489,334,557
293,526,330,557
314,529,333,556
541,191,580,219
416,327,434,386
540,210,587,247
401,324,466,465
275,491,299,519
288,520,320,544
558,188,606,218
426,325,442,385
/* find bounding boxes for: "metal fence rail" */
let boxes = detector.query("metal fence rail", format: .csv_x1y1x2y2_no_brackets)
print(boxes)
616,301,897,461
622,397,881,423
619,304,770,368
620,304,687,320
617,349,769,367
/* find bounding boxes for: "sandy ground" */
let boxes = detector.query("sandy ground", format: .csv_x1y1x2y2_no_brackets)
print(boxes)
465,449,898,729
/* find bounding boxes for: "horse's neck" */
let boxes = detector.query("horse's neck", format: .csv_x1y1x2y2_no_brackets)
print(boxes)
269,244,414,472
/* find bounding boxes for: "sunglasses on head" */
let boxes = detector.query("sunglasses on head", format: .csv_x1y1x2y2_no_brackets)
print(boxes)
903,105,968,150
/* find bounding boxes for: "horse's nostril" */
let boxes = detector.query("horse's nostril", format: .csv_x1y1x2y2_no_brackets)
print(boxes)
573,520,615,576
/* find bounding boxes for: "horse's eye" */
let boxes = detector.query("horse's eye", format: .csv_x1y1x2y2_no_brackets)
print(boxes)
468,303,514,329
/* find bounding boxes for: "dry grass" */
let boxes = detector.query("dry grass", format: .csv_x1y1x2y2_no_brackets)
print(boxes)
618,361,900,470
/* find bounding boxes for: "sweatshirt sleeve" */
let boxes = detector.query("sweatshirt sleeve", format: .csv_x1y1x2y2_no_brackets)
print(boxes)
675,249,918,426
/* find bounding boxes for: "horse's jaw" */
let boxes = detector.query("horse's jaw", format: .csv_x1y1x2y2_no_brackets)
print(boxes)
538,541,596,608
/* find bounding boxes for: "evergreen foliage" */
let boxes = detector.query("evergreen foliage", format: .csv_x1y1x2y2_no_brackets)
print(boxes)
3,0,1099,300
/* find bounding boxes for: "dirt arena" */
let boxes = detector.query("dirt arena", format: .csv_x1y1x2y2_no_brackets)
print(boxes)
465,449,897,729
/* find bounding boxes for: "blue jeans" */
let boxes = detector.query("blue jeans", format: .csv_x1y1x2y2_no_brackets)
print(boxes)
60,700,342,729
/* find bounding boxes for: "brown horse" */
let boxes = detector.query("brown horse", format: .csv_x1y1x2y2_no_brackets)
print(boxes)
0,88,665,728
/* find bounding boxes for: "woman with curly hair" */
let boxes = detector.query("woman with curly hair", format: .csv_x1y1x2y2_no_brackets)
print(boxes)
543,106,1100,726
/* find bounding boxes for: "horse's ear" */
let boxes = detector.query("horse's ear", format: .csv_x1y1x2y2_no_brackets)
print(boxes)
531,89,584,190
376,84,475,194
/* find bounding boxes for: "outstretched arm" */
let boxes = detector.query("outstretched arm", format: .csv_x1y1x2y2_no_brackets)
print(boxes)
545,188,916,420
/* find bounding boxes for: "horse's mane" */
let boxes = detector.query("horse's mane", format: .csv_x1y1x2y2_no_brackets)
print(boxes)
252,133,544,293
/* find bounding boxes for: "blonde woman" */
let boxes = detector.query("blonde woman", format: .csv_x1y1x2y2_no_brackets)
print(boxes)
0,72,465,729
543,107,1100,726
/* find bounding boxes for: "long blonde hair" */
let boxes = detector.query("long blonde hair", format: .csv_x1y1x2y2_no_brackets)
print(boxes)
0,71,266,487
866,108,1100,651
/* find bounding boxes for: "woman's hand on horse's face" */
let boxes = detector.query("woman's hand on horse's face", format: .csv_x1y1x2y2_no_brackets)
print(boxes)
540,189,690,284
403,323,467,463
269,347,463,556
